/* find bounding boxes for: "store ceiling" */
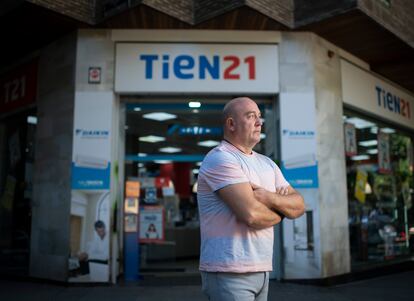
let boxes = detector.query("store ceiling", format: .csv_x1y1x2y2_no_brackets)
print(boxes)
125,102,269,160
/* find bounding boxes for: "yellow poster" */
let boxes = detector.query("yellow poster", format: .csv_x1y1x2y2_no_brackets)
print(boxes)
355,170,367,203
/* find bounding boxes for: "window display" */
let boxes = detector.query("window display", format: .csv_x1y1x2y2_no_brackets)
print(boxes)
344,111,414,267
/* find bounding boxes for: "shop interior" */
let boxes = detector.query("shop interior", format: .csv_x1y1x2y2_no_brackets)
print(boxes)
343,109,414,269
0,109,36,276
124,97,274,275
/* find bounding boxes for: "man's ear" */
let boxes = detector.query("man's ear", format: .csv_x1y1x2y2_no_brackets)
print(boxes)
227,118,235,131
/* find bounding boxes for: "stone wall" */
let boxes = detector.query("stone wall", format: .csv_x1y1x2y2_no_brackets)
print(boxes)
30,33,77,281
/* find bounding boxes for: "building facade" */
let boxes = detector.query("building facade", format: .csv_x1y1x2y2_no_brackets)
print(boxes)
0,0,413,283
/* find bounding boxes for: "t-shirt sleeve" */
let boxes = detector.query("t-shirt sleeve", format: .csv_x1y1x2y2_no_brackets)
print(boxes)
274,163,290,188
199,150,249,192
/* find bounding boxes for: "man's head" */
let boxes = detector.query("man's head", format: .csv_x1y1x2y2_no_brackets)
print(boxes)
222,97,262,151
94,220,106,239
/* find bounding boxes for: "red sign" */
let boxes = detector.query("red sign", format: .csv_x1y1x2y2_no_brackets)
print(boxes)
0,59,38,114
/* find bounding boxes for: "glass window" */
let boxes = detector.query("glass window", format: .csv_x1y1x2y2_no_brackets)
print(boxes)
124,98,273,275
344,110,414,268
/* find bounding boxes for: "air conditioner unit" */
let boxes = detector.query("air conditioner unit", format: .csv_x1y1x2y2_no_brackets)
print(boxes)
283,153,316,169
74,154,108,169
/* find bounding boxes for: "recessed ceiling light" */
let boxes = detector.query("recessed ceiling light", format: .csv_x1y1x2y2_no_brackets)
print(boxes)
346,117,375,129
137,153,147,156
351,155,370,161
196,162,202,166
192,109,199,113
198,140,220,147
358,140,378,147
138,163,144,167
260,133,266,139
370,127,378,134
159,147,182,153
143,112,176,121
189,101,201,108
367,149,378,155
380,128,396,134
154,160,172,164
192,168,199,174
139,135,166,143
27,116,37,125
134,107,142,112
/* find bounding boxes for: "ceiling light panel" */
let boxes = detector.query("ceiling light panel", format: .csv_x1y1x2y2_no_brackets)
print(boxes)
358,140,378,147
139,135,166,143
346,117,376,129
143,112,177,121
159,147,182,153
189,101,201,108
197,140,220,147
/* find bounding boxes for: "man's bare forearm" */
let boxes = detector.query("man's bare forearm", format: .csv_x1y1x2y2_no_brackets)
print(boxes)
252,184,305,219
246,202,283,229
270,192,305,219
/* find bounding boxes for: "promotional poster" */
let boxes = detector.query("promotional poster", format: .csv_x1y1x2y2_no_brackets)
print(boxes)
69,92,113,282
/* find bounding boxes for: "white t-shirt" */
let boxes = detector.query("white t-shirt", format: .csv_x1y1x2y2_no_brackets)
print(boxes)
197,140,289,273
87,234,109,262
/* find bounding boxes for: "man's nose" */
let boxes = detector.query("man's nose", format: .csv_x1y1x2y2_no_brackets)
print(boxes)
255,117,263,126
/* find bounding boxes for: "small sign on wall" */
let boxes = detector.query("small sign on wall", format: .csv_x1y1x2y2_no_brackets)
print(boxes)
139,206,164,243
88,67,101,84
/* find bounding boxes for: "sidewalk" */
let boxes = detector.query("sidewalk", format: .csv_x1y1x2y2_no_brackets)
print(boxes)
1,271,413,301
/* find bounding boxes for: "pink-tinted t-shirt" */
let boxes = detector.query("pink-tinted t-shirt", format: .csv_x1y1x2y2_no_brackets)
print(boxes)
197,140,289,273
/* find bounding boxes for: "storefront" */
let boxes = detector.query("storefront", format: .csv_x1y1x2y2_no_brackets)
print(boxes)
115,39,282,279
0,59,38,276
29,29,414,283
341,59,414,270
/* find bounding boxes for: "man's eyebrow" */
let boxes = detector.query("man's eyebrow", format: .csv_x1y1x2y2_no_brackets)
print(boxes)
244,111,261,116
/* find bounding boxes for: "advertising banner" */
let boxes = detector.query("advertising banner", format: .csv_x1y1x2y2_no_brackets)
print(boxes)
280,93,321,279
69,91,114,283
355,169,368,203
344,123,357,156
71,92,112,190
280,93,318,188
139,206,165,243
115,43,279,94
378,131,391,174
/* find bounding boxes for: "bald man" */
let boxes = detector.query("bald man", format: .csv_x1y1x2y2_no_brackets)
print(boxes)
197,97,305,301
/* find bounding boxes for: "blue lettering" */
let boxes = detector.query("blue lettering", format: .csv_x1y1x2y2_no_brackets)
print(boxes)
162,55,169,79
140,55,158,79
174,55,194,79
199,55,219,79
393,95,400,114
375,86,382,106
386,92,393,111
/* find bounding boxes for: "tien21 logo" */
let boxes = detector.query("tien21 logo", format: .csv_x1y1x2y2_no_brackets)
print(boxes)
139,54,256,80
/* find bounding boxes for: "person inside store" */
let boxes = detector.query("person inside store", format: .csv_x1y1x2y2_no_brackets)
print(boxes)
197,97,305,301
78,220,109,274
145,223,159,239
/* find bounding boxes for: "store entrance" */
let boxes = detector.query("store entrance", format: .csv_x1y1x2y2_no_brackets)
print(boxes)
0,109,36,276
124,97,275,276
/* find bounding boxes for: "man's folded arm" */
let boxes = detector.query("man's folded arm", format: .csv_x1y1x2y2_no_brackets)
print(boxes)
251,184,305,219
216,182,282,230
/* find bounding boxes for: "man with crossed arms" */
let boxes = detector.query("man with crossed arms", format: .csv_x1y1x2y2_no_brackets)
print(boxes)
198,97,305,301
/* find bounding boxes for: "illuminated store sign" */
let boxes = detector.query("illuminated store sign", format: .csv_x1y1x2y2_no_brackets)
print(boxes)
341,59,414,130
115,43,279,94
375,85,411,119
